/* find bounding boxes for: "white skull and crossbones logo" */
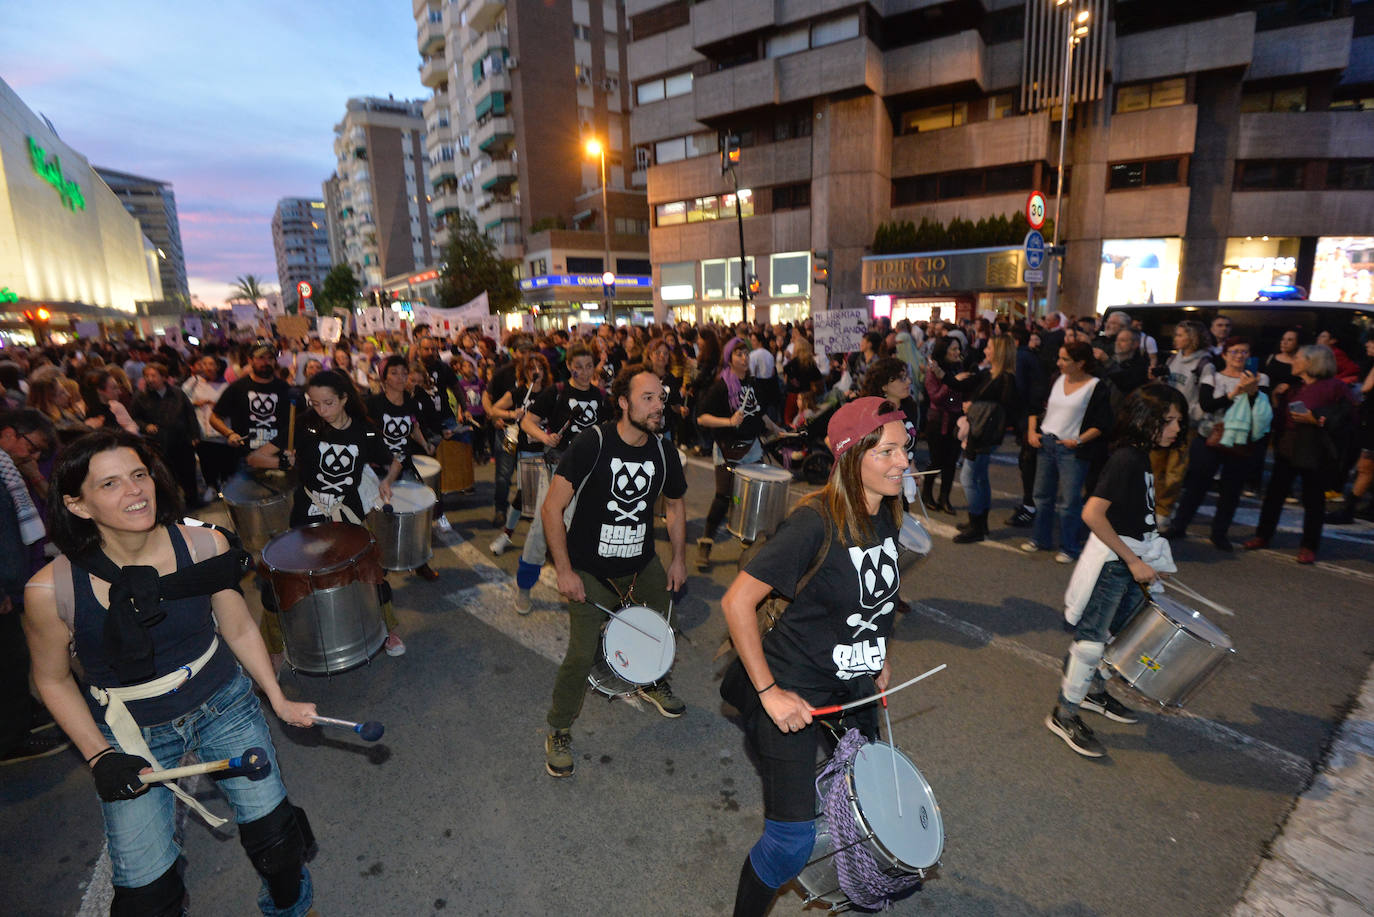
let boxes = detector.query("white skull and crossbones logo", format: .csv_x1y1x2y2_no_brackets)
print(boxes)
605,457,653,522
316,442,359,495
844,539,900,636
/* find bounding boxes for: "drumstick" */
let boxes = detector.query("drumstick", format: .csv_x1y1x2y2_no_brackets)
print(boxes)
287,403,296,453
591,602,665,643
139,747,271,784
809,664,947,716
309,714,385,742
881,696,902,818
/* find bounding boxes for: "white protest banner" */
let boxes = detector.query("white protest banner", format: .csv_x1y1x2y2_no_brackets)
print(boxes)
476,315,502,341
520,312,535,333
361,307,384,334
162,325,183,349
74,321,100,340
318,315,343,344
183,317,203,340
811,308,869,361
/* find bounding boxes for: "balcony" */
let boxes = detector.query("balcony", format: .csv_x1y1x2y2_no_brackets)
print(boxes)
472,115,515,154
479,198,520,228
892,112,1053,176
430,188,463,220
418,18,444,56
1237,110,1374,160
1117,13,1255,84
479,157,518,191
430,159,458,187
694,59,778,122
884,30,986,96
471,70,511,101
465,0,505,34
423,90,450,120
1249,17,1352,81
775,37,879,105
690,0,773,52
419,55,447,88
465,27,509,66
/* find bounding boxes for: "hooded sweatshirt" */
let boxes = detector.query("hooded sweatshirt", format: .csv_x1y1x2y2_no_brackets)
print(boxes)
1166,348,1210,425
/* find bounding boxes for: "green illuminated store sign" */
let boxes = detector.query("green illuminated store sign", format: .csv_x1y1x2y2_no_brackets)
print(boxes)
0,287,17,305
27,136,86,211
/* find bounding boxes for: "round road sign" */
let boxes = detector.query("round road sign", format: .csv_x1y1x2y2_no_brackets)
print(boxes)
1025,191,1046,231
297,281,313,299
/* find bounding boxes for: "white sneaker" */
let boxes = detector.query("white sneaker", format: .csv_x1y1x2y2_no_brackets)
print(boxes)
1020,541,1040,553
434,515,452,533
1054,551,1075,564
513,588,532,615
490,532,513,555
384,632,406,656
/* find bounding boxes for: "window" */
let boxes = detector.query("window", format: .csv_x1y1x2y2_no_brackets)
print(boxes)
567,256,604,273
772,183,811,211
660,261,696,301
1109,157,1185,190
1115,78,1187,114
891,163,1037,204
573,23,592,40
655,137,687,164
656,200,686,226
766,26,809,58
770,252,810,297
899,103,967,134
530,258,548,275
702,257,756,299
1327,160,1374,190
616,257,651,274
772,109,813,141
614,218,649,236
635,71,692,105
990,93,1015,120
811,14,859,48
654,190,752,226
1235,160,1305,191
1240,86,1308,113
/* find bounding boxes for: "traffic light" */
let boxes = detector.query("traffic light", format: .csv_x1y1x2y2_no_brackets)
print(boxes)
746,274,761,300
22,307,52,341
812,250,831,290
720,132,741,173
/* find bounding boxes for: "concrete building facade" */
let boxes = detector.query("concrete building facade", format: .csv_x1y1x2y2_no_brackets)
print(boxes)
93,166,190,305
627,0,1374,325
330,96,437,292
271,197,331,310
413,0,654,323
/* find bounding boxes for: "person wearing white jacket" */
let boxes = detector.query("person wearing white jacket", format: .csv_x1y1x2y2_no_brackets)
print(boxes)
1046,384,1187,759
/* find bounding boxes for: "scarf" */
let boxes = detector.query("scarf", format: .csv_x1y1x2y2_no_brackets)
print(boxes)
0,449,43,545
721,338,747,410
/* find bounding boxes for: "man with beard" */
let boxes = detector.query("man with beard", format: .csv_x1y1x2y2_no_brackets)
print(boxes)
209,345,292,457
539,365,688,777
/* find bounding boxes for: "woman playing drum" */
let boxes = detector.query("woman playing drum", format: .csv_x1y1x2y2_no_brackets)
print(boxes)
719,397,909,916
22,431,320,916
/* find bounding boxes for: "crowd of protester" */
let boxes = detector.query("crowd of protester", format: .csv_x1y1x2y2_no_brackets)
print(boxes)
1,306,1371,766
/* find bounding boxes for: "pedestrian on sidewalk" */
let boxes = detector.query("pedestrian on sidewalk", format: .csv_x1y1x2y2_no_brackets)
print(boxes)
540,365,688,777
953,335,1020,544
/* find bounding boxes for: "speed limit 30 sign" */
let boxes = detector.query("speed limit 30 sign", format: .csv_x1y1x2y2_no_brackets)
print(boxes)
1025,191,1046,231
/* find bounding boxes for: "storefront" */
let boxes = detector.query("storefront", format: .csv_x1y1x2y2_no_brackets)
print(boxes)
657,252,814,327
1095,238,1182,313
1219,237,1301,302
518,273,655,329
861,246,1032,323
1312,236,1374,303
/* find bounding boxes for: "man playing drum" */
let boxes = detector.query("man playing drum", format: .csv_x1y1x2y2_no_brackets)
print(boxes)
540,365,688,777
719,397,907,917
209,344,292,455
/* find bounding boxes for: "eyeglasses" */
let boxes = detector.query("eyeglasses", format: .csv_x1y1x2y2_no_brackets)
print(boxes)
22,433,48,455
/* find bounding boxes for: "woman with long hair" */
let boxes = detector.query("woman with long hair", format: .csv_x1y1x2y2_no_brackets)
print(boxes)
783,337,824,427
719,397,908,916
1153,320,1209,526
81,369,139,434
488,352,555,555
861,357,922,478
26,368,84,427
686,328,723,454
24,431,320,915
953,334,1020,544
922,337,970,513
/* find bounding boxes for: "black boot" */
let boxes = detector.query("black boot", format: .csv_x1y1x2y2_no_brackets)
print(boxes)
732,855,777,917
953,512,987,543
921,478,935,509
937,486,957,514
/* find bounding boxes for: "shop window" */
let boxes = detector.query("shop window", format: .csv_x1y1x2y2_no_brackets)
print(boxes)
899,102,968,134
772,183,811,211
1240,86,1308,113
1327,159,1374,190
660,261,696,301
1115,78,1187,114
1235,160,1306,191
770,252,810,297
1108,157,1185,190
702,257,756,299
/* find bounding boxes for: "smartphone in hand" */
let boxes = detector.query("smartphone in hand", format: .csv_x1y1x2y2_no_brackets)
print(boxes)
1245,356,1260,374
1289,400,1310,415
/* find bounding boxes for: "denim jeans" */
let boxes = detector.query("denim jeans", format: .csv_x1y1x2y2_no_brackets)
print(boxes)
1032,435,1090,556
959,450,993,515
98,668,313,916
492,444,517,516
1058,560,1147,710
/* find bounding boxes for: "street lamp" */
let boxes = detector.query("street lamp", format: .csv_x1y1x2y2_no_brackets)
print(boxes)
585,137,613,324
1049,0,1090,314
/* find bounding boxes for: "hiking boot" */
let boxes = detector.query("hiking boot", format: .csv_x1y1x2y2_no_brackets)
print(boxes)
1045,707,1106,758
640,681,686,718
1007,505,1036,527
489,532,513,555
1080,690,1140,724
545,729,574,777
695,537,712,571
1,732,70,765
952,512,987,544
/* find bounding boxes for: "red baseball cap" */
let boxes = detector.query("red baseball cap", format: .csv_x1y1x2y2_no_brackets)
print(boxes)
827,396,906,458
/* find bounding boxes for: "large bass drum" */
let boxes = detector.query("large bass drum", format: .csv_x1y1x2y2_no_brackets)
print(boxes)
727,463,792,544
1104,593,1234,707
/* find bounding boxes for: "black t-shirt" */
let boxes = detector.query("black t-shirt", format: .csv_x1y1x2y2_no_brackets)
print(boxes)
555,424,688,579
488,362,518,407
413,387,446,438
367,391,421,458
285,416,394,524
530,383,608,457
783,358,823,395
897,396,921,464
1091,445,1154,540
422,358,458,421
699,374,765,454
746,505,901,704
214,375,291,450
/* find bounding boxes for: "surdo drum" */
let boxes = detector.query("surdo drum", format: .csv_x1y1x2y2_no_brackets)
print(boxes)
799,740,943,910
260,522,387,675
1104,593,1235,707
221,470,294,557
588,605,676,698
727,463,792,543
365,480,437,571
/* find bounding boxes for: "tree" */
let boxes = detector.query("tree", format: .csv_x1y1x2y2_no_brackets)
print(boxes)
231,274,266,306
436,213,521,312
316,264,361,317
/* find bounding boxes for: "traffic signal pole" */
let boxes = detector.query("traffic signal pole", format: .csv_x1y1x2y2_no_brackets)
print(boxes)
722,132,748,324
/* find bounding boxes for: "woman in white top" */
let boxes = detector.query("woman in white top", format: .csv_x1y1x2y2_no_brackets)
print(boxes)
1023,341,1115,561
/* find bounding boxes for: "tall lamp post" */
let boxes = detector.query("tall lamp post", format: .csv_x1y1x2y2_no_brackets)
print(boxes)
1049,0,1090,315
585,138,613,325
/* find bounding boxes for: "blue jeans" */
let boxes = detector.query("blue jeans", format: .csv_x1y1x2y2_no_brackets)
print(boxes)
492,444,517,516
959,450,993,515
98,668,313,916
1032,435,1090,556
1074,560,1147,645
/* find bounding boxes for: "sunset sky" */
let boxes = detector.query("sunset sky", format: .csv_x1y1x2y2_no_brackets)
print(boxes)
2,0,427,306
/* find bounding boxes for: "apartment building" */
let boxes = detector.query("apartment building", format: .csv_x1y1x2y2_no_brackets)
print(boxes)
94,166,190,305
628,0,1374,325
413,0,654,323
270,197,331,311
328,96,437,293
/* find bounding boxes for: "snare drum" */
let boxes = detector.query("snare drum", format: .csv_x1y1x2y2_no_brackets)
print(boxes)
587,605,675,697
221,470,294,557
799,740,943,909
260,522,387,675
1104,592,1234,707
411,454,441,493
365,481,437,571
518,455,551,520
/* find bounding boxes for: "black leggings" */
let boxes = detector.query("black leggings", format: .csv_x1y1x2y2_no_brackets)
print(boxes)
925,430,962,503
705,463,733,539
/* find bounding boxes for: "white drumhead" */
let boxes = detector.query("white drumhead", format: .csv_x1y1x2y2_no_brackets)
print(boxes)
601,605,675,686
851,741,943,870
386,481,437,513
412,454,440,476
732,463,791,483
1151,594,1232,649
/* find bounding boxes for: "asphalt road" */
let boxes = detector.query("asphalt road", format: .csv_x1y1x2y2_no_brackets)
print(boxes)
3,450,1371,916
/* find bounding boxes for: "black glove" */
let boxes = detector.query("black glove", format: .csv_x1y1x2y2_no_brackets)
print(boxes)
92,751,152,802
